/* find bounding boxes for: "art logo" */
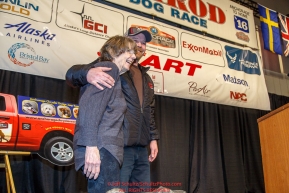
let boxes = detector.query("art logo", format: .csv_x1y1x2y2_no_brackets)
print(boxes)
225,45,260,75
230,91,247,102
8,43,49,67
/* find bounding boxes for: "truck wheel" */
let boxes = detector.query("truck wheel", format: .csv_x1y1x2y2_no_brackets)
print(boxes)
44,136,74,166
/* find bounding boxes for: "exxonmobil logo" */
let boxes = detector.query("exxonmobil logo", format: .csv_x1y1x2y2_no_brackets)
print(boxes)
230,91,247,102
155,0,226,24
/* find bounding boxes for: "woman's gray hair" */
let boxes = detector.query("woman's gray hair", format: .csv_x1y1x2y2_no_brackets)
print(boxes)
99,35,136,62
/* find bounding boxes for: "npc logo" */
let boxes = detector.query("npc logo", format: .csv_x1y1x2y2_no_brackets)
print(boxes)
225,45,260,75
230,91,247,102
8,43,49,67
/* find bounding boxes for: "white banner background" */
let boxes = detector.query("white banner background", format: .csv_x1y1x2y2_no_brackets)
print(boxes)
0,0,270,110
105,0,258,49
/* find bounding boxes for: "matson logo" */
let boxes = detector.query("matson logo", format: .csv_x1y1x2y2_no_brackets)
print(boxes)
230,91,247,102
8,43,49,67
223,74,249,87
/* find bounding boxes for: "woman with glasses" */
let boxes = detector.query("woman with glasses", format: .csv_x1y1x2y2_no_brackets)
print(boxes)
73,35,136,193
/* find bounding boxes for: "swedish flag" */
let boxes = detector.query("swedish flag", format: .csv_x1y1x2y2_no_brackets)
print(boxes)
258,4,282,55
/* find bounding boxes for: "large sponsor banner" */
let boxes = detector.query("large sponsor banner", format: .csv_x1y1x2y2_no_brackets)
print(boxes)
0,0,124,79
105,0,258,49
0,0,270,110
138,19,269,110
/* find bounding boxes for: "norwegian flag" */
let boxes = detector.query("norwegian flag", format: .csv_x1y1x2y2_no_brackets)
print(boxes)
278,13,289,57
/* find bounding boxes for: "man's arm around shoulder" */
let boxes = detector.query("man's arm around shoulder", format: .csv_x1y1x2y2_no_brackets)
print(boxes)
65,59,115,90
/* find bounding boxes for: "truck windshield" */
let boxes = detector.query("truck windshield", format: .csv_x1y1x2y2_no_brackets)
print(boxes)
0,96,6,111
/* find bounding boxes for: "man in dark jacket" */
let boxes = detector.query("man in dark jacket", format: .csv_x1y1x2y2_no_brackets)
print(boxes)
66,27,159,193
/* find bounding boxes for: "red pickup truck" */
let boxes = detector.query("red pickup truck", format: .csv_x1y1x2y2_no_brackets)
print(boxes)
0,93,78,166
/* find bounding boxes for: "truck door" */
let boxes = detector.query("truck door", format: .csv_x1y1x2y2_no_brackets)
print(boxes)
0,95,16,149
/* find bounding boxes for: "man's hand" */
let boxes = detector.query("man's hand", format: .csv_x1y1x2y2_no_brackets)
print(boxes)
84,146,101,179
148,140,158,162
87,67,115,90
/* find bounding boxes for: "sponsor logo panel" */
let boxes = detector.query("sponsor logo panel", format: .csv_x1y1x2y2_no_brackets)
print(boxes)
236,31,249,42
147,70,164,93
234,16,249,33
127,16,179,57
222,74,249,88
0,0,53,22
230,91,247,102
8,43,49,67
4,22,56,47
181,32,225,67
225,45,260,75
188,81,211,97
148,25,175,48
230,4,251,43
56,1,124,39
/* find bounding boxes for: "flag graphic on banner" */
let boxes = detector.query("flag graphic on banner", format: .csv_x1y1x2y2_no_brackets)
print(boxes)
258,4,282,55
278,13,289,57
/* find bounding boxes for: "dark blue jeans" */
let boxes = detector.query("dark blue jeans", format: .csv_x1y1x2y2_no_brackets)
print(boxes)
83,148,120,193
120,146,150,193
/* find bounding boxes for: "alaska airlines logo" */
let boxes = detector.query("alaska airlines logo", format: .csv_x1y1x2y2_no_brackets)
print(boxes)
8,43,49,67
5,22,56,41
225,45,260,75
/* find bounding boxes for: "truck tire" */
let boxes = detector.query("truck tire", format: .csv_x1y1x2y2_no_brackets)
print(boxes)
44,136,74,166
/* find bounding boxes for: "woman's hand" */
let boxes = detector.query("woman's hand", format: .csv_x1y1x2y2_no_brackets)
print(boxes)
84,146,101,179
